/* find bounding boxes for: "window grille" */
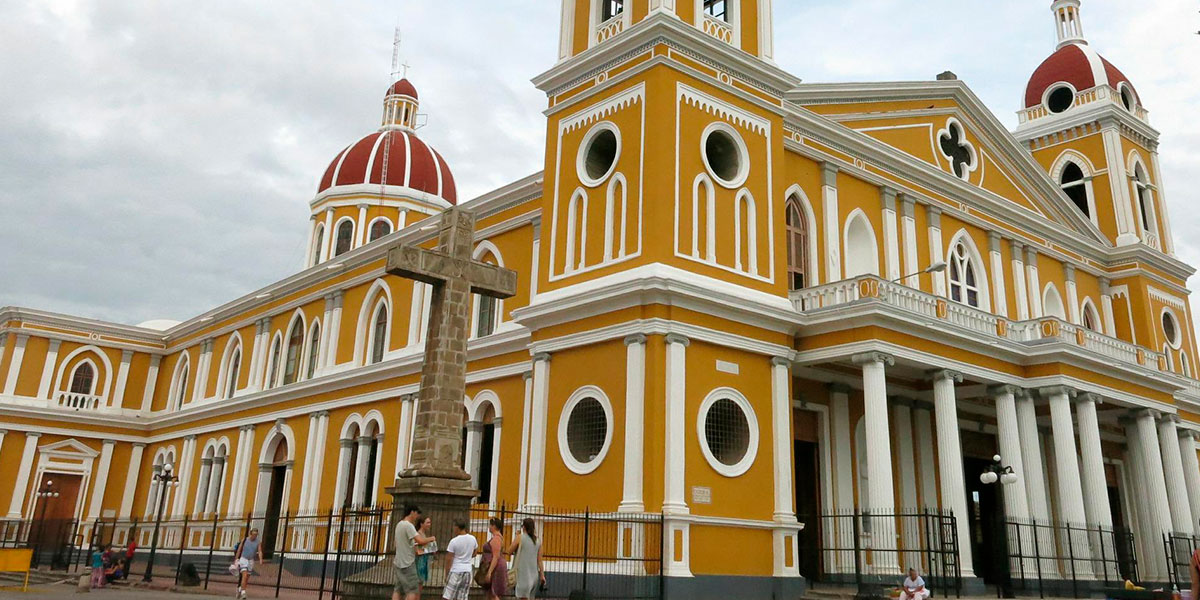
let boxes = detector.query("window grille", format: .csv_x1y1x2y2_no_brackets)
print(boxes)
566,397,608,465
703,398,750,466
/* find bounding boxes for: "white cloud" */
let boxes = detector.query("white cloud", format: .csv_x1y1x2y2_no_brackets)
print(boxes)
1,1,1196,337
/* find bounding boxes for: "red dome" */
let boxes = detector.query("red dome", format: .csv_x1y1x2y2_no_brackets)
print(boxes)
387,78,418,99
317,130,457,204
1024,43,1136,109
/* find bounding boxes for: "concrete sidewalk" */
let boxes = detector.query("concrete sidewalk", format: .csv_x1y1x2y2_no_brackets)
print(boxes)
0,584,229,599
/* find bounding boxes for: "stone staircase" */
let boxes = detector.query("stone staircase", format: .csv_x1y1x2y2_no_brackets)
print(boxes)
0,568,78,587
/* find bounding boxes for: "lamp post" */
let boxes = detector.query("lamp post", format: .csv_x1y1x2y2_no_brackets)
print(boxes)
33,480,60,568
142,463,180,582
980,454,1019,599
893,261,947,284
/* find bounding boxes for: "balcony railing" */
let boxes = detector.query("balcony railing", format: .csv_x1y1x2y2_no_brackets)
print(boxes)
595,14,625,44
791,276,1164,373
1017,84,1151,124
56,391,102,410
701,15,734,44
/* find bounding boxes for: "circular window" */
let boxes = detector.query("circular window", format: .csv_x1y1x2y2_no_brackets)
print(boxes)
1163,310,1181,348
1046,86,1075,114
558,388,613,474
697,390,758,477
701,123,749,189
1119,84,1136,112
577,123,621,187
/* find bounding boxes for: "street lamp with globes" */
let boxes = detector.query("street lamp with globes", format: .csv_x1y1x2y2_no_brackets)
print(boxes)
33,480,60,567
980,454,1019,599
142,462,180,582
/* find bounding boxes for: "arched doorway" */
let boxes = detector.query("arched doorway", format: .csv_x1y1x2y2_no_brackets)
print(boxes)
261,438,289,558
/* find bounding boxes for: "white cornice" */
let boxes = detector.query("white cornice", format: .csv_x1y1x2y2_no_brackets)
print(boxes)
1013,96,1160,144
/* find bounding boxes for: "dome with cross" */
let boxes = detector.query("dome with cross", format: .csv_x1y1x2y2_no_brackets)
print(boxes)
315,79,457,206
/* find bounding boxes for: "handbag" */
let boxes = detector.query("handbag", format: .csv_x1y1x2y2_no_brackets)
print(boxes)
227,562,240,576
507,548,519,589
473,565,490,588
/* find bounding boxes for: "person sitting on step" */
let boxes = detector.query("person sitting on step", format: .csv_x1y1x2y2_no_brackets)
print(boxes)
900,568,929,600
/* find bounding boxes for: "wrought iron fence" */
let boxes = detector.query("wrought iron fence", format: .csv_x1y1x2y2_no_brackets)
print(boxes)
1164,532,1200,591
1003,520,1137,599
2,503,663,600
798,509,962,598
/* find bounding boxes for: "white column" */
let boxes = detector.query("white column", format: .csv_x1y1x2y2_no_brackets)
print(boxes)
1179,431,1200,530
830,384,855,574
118,443,145,520
356,204,369,247
1099,278,1118,337
1151,150,1176,254
900,196,919,289
245,320,265,391
821,164,841,281
1125,417,1163,579
621,335,647,512
332,438,354,510
1064,265,1080,324
110,350,133,408
932,370,974,576
205,456,225,515
855,352,896,570
2,334,29,396
1016,395,1050,522
913,404,939,511
319,207,335,262
396,396,414,474
881,188,901,281
229,425,256,517
990,386,1030,520
988,233,1009,318
303,411,329,512
1025,247,1043,318
664,334,690,515
249,319,271,392
296,414,318,515
85,440,116,521
351,436,373,507
891,399,920,571
1135,410,1175,537
518,373,533,509
1159,416,1194,535
7,432,41,518
36,339,61,399
304,215,318,268
771,357,794,520
927,207,946,296
1045,387,1087,525
1010,241,1030,321
1074,395,1113,526
525,353,551,511
191,340,213,403
193,457,213,517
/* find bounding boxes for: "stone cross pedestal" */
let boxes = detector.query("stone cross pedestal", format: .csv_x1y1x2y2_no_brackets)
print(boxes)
384,207,517,509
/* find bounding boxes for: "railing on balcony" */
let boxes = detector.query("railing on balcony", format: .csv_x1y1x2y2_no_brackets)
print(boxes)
701,15,734,44
1017,84,1151,124
792,276,1164,372
595,14,625,44
56,391,103,410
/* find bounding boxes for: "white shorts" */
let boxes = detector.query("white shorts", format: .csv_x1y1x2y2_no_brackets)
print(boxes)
237,557,253,573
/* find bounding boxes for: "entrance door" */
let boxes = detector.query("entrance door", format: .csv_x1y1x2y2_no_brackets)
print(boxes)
261,465,287,559
794,440,821,581
1108,485,1136,580
31,474,83,567
477,424,495,503
963,457,1005,585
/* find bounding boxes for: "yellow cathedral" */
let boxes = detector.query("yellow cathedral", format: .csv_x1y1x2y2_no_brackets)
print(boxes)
2,1,1199,598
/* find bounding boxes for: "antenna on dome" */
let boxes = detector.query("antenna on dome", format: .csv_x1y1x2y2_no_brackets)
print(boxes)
390,26,404,81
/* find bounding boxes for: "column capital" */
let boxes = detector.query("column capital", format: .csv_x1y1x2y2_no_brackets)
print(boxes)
851,352,894,367
1038,385,1076,399
1075,392,1103,405
770,356,792,368
492,417,503,428
1178,429,1199,441
185,434,197,442
200,457,214,466
820,162,839,185
827,382,853,395
880,187,897,211
25,432,42,439
356,435,374,445
240,424,255,432
624,334,648,347
987,384,1022,398
532,352,552,363
132,442,147,449
928,369,963,384
213,456,227,465
466,421,484,433
1129,407,1160,421
1025,246,1039,264
101,439,117,446
1160,413,1181,425
664,333,691,348
339,438,355,448
522,371,533,381
313,410,330,418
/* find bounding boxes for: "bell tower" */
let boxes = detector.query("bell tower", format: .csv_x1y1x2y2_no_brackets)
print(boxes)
556,0,774,62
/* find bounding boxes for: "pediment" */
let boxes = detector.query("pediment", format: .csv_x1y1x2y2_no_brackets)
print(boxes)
38,438,100,458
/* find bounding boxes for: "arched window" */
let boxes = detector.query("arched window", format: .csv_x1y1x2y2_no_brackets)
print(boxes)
785,196,809,290
843,211,879,278
948,241,982,308
1133,164,1156,234
368,219,393,242
603,175,627,262
69,363,95,395
1059,162,1090,217
370,302,388,364
223,347,240,399
266,337,282,389
734,191,758,275
1043,284,1067,320
1081,301,1102,332
305,323,321,380
692,175,715,261
334,219,355,257
282,319,304,385
311,224,325,266
173,361,189,410
566,190,587,272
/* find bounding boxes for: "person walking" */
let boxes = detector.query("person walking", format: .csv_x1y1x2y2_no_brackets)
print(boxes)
481,517,507,600
393,504,436,600
441,520,478,600
233,528,263,599
507,518,546,600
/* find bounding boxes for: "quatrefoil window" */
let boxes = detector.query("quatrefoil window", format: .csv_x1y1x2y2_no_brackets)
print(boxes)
938,119,977,180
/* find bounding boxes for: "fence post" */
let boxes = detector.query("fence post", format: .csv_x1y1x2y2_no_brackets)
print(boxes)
203,513,218,590
1032,520,1044,599
1098,525,1109,586
275,510,288,598
330,509,347,599
583,507,591,594
852,511,863,592
1066,523,1077,599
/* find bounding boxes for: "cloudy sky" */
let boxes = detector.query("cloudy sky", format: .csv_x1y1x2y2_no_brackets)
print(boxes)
1,0,1197,327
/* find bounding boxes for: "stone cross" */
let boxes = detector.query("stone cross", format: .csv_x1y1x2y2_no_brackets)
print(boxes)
385,207,517,486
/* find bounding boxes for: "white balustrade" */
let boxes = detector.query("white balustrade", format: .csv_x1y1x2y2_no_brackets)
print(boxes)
702,15,734,44
56,391,102,410
595,15,624,44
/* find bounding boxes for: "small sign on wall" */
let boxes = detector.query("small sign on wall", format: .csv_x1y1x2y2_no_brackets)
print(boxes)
691,486,712,505
715,360,740,375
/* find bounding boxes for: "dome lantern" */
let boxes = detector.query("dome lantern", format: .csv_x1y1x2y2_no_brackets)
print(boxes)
383,78,420,130
1052,0,1086,49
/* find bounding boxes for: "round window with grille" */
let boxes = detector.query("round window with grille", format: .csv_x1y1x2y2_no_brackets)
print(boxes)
577,122,621,187
697,391,758,477
1163,310,1181,348
558,389,613,474
701,122,749,188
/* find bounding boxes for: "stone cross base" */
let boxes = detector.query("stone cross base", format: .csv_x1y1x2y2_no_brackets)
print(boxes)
388,475,479,558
